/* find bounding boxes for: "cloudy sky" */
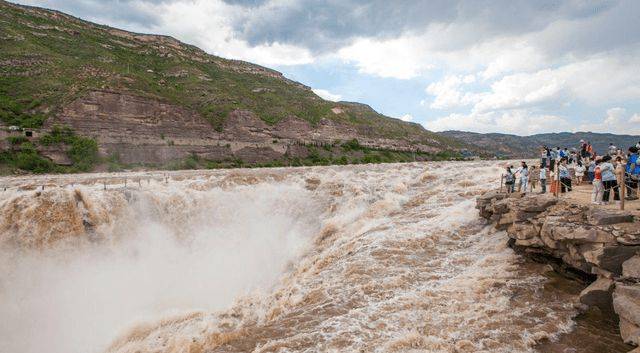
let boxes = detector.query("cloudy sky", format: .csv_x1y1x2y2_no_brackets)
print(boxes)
12,0,640,135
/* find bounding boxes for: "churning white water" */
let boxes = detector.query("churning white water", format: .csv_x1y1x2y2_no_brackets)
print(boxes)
0,162,580,353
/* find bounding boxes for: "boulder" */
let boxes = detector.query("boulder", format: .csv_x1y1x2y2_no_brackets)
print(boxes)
623,256,640,278
619,317,640,346
613,284,640,346
517,194,558,213
579,277,614,313
595,246,640,276
587,209,635,226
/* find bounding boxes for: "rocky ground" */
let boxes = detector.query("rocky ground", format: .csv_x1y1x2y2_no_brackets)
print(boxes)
477,191,640,350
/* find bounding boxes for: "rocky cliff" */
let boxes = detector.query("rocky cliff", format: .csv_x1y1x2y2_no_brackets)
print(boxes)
477,191,640,348
0,0,465,173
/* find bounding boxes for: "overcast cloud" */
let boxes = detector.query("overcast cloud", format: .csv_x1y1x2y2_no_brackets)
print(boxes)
11,0,640,135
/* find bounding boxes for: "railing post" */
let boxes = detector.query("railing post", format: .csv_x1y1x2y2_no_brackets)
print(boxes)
500,173,504,193
621,179,625,210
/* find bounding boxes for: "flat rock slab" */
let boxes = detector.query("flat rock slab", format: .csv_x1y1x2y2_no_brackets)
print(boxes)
588,209,635,226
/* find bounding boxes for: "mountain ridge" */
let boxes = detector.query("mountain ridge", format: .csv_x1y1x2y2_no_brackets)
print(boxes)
440,130,640,158
0,0,467,173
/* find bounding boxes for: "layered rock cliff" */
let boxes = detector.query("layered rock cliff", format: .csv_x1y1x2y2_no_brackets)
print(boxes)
477,191,640,347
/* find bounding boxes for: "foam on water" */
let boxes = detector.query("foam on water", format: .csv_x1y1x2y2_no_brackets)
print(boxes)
0,162,579,353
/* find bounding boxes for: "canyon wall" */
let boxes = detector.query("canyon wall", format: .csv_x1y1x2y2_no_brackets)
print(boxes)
41,90,438,165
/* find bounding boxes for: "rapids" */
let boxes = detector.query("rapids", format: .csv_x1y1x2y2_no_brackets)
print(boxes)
0,162,614,352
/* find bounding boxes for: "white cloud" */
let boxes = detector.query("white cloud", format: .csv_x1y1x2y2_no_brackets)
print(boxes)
425,75,482,109
424,110,571,135
312,88,342,102
397,114,414,122
337,36,434,79
577,108,640,134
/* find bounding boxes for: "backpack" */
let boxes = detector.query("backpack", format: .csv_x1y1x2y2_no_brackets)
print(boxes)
505,173,514,183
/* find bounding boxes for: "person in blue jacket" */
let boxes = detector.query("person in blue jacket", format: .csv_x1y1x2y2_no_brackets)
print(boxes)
626,146,639,200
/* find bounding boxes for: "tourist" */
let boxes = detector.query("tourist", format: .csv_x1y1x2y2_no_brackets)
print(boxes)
609,143,617,156
616,156,625,186
517,161,529,194
580,140,588,159
540,167,547,194
540,147,547,168
575,160,586,185
601,155,620,205
587,142,594,159
592,159,604,204
505,166,515,193
587,159,596,183
626,146,639,200
529,166,538,192
559,147,567,160
550,148,558,171
559,158,572,193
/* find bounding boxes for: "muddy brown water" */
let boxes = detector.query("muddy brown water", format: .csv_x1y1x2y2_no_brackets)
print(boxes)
0,162,634,353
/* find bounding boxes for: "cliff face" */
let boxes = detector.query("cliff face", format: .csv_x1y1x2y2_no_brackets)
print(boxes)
477,191,640,347
0,0,464,171
42,90,443,165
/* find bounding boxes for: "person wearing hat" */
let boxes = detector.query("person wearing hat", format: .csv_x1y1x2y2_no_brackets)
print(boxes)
626,146,639,200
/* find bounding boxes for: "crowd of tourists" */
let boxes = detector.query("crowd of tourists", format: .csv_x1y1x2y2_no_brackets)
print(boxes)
503,140,640,206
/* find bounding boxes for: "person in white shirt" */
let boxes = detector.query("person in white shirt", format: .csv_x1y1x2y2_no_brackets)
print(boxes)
574,161,586,185
539,167,547,194
516,161,529,194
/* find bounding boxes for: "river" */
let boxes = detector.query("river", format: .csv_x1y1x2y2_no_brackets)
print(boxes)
0,162,629,353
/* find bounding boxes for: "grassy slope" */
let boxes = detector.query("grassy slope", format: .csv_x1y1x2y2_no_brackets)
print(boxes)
0,0,458,148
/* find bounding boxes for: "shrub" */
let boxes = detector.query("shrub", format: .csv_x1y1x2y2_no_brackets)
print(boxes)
7,136,29,145
68,137,99,171
341,138,361,151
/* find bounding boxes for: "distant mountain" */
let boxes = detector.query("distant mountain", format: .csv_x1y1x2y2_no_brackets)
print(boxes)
0,0,466,174
439,131,640,158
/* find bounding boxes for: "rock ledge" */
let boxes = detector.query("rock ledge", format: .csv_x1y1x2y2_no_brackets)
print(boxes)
477,191,640,347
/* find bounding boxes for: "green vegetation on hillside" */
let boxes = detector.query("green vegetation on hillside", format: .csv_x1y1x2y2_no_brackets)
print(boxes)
0,0,454,146
1,125,98,174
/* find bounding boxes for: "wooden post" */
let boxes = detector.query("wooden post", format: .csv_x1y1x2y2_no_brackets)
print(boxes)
138,178,142,187
103,181,106,190
124,178,127,188
500,173,504,193
621,180,625,210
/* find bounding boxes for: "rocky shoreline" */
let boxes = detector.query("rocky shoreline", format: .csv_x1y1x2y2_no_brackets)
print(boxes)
476,191,640,350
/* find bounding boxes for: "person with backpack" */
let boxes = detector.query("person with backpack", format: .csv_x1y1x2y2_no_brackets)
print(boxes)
601,155,620,205
540,166,547,194
626,146,639,200
505,166,515,193
558,158,572,193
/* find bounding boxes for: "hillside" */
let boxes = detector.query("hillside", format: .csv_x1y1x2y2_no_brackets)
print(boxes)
441,131,640,158
0,0,465,174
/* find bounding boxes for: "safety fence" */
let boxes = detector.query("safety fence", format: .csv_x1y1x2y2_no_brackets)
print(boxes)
0,173,175,193
500,172,639,211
